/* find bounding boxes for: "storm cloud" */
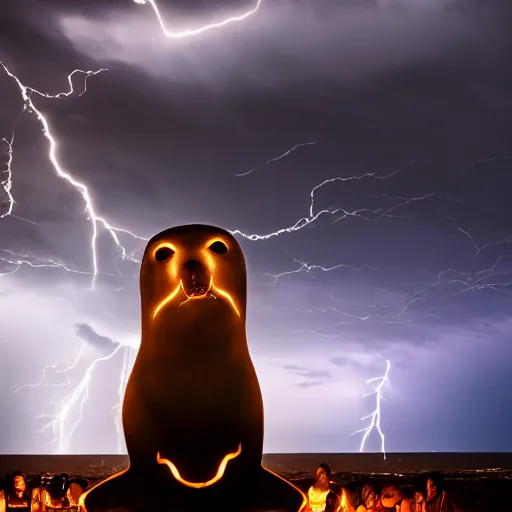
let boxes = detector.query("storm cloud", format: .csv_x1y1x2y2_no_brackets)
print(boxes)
0,0,511,454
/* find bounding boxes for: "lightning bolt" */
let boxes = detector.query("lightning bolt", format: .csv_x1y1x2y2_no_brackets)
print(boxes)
0,135,14,218
15,345,87,394
135,0,263,39
0,56,416,453
0,62,147,452
3,2,510,456
0,62,145,290
30,345,123,454
0,60,427,453
135,0,512,462
1,249,93,277
265,250,378,284
352,360,391,459
234,141,317,177
440,211,512,257
232,158,435,241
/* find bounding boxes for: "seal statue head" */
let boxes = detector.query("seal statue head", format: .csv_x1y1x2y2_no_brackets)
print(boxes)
122,224,263,487
140,224,246,344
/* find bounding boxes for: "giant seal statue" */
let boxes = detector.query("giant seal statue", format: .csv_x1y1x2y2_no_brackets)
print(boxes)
81,224,307,512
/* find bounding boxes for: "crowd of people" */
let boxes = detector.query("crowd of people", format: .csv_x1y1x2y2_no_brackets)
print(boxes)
0,471,87,511
0,465,454,512
303,464,455,512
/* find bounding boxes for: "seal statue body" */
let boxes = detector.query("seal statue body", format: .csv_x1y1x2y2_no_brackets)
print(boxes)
81,224,306,512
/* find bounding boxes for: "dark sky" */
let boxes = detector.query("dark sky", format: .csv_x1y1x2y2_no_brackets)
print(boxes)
1,0,512,455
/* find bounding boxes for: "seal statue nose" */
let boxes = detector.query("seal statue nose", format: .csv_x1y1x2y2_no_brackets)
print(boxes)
183,259,201,272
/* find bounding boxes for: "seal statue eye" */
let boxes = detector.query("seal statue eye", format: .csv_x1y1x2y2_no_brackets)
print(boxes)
209,240,228,255
154,246,174,262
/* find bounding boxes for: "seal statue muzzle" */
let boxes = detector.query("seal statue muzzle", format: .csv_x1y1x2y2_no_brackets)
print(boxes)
81,224,306,512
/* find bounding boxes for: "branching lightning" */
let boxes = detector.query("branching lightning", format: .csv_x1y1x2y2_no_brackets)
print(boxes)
135,0,263,39
0,63,145,289
352,360,391,459
440,211,512,257
266,251,378,284
0,135,14,218
1,249,92,277
0,62,146,453
2,1,511,457
0,56,413,454
15,345,87,394
231,158,436,241
34,345,124,454
16,337,132,453
235,141,317,177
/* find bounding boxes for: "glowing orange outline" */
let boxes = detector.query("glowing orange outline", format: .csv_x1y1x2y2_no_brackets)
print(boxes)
205,237,230,251
152,242,176,260
156,443,242,488
211,285,240,317
152,280,241,319
152,284,182,319
262,467,308,512
77,465,130,510
180,275,214,300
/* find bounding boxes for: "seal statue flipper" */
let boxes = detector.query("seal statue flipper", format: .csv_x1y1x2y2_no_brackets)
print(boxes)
81,225,306,512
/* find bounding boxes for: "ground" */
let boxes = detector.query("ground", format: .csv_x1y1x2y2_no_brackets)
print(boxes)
0,454,511,512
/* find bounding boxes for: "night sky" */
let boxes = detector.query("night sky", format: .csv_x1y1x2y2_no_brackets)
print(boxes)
1,0,512,455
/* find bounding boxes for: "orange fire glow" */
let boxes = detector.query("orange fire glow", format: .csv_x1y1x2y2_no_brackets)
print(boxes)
180,275,214,300
156,443,242,488
152,284,181,319
339,487,348,511
204,237,229,249
152,279,240,319
150,237,241,319
152,242,177,258
211,285,240,317
77,465,130,510
263,467,309,512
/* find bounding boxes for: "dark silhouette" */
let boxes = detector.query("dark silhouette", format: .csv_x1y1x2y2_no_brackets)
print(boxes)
81,225,306,512
425,472,454,512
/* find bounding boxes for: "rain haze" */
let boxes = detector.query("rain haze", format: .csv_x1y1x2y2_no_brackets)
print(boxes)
0,0,511,455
